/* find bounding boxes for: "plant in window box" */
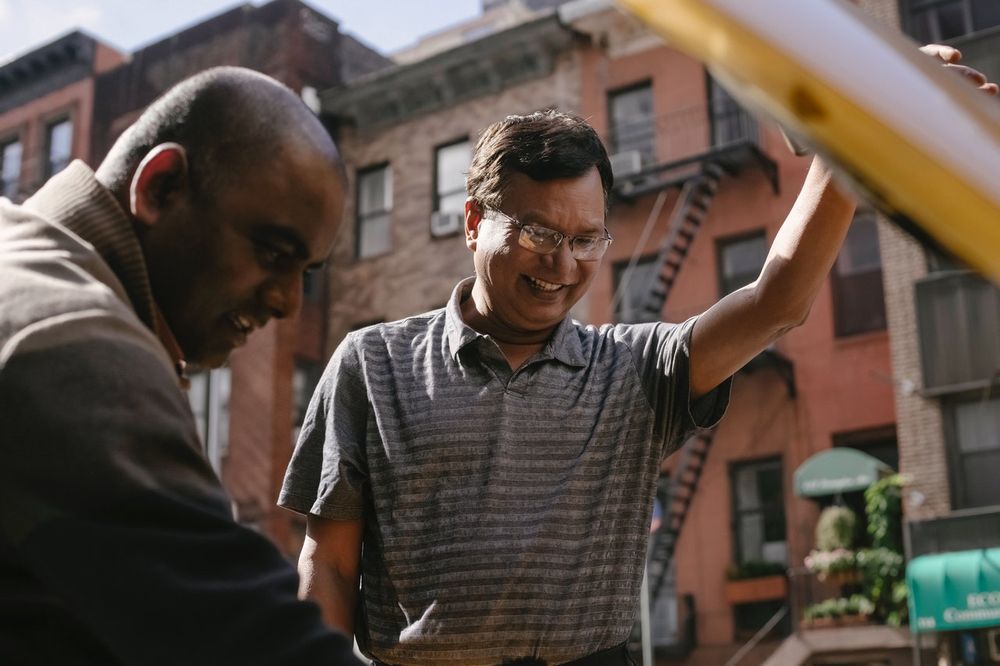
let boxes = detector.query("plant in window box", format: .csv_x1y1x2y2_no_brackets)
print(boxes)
804,548,860,585
801,594,874,629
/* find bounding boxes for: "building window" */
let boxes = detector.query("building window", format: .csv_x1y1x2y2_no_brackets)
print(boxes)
434,139,470,214
947,394,1000,509
302,266,325,305
833,425,899,472
188,368,231,474
293,360,324,442
708,75,757,147
356,164,392,259
831,211,886,337
1,138,22,199
717,231,767,298
903,0,1000,43
45,118,73,179
613,256,658,322
608,82,656,167
731,458,787,566
431,139,471,238
916,265,1000,391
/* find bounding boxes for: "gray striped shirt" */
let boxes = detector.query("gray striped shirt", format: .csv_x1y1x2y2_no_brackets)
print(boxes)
279,278,730,665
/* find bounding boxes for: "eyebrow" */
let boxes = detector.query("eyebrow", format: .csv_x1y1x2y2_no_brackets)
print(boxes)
523,214,605,237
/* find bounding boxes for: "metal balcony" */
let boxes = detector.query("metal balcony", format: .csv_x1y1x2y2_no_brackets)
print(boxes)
606,104,779,201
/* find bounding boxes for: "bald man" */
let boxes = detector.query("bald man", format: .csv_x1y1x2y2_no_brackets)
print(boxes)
0,68,359,665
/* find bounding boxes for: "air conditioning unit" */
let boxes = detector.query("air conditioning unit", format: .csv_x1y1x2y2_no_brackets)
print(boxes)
430,210,464,238
609,150,643,178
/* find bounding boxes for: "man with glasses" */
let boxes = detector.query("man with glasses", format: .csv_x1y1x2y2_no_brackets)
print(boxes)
281,110,738,666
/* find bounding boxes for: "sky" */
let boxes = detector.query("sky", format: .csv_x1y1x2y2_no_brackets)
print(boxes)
0,0,484,63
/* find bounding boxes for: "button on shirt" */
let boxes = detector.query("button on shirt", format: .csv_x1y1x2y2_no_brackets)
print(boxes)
279,277,731,666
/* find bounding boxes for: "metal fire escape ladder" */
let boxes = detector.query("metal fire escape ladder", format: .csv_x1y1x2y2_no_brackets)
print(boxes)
632,162,724,322
648,426,718,603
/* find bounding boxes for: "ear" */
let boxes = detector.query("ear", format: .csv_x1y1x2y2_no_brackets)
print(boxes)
129,142,189,227
465,198,483,251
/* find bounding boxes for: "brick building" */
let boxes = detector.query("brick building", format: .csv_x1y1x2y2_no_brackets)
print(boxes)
0,31,125,203
874,2,1000,665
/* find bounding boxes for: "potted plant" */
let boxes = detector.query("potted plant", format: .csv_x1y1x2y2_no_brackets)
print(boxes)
804,505,861,584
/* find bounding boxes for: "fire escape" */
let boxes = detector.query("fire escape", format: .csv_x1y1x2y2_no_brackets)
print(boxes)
610,91,796,657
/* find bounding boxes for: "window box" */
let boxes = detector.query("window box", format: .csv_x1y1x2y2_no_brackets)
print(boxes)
725,574,788,605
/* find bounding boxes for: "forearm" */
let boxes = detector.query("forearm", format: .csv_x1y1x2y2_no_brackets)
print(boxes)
298,540,360,636
755,157,857,330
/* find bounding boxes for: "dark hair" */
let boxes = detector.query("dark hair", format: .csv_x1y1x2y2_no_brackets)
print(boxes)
466,110,613,214
98,66,343,198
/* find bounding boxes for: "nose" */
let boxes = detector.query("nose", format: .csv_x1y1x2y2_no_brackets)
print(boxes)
261,272,304,320
540,238,577,274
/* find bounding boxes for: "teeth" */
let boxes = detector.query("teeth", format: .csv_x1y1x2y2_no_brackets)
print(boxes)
527,276,563,292
229,313,254,334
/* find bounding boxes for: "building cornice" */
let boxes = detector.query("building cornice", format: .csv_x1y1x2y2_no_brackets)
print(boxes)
321,15,585,131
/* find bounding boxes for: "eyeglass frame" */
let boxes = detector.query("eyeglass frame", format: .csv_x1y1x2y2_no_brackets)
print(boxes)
482,206,613,261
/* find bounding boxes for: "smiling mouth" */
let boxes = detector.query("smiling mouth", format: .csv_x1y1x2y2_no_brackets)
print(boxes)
525,276,566,293
227,312,257,340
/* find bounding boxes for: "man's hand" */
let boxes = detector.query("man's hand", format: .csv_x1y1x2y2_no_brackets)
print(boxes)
920,44,999,95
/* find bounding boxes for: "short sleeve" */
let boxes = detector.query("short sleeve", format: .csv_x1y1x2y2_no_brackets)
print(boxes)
620,315,731,458
279,333,371,520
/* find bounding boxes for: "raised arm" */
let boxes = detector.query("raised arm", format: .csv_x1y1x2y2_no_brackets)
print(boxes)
689,157,854,399
688,44,997,400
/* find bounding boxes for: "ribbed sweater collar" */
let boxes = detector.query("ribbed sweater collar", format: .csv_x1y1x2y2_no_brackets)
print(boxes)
24,160,157,333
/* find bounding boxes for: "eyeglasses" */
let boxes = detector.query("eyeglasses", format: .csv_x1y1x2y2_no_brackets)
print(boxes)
484,207,613,261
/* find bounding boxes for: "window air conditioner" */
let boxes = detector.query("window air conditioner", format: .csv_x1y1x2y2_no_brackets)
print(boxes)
609,150,643,178
430,210,464,237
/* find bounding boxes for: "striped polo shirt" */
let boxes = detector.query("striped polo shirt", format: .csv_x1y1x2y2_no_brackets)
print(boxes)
279,277,730,665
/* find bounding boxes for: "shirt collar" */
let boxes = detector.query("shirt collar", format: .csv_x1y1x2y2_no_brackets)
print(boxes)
444,276,587,368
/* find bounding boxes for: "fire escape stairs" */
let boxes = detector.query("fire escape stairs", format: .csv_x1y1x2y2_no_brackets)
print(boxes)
647,427,717,604
614,162,725,324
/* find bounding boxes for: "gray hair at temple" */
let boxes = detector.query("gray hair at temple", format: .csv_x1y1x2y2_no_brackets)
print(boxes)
465,110,614,215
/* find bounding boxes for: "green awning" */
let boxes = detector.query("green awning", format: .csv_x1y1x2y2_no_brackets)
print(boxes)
908,548,1000,633
793,448,893,497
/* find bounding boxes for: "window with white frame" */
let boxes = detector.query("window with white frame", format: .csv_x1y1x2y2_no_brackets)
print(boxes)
356,164,392,259
45,118,73,179
731,458,787,566
187,368,231,474
2,138,22,199
608,82,656,167
435,139,471,215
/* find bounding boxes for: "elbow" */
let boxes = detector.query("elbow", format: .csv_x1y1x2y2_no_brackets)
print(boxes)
754,285,813,341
